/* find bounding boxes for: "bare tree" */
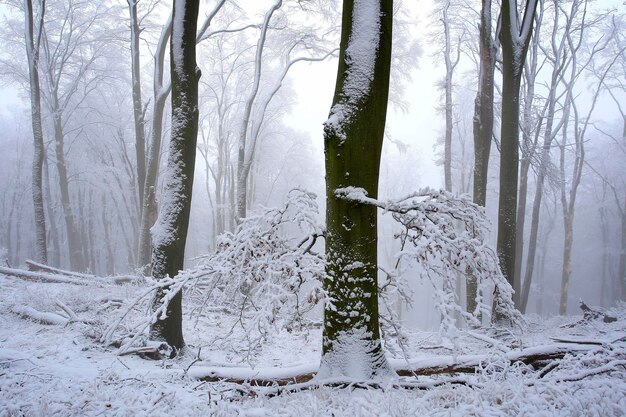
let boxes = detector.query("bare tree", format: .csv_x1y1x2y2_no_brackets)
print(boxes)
468,0,498,313
472,0,498,208
495,0,539,313
23,0,48,264
520,0,596,312
138,1,226,270
149,0,201,352
320,0,393,379
557,23,620,314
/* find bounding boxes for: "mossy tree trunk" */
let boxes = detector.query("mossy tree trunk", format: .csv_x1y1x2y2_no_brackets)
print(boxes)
320,0,393,380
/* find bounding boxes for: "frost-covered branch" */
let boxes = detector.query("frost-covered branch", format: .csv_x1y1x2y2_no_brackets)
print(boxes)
336,187,522,333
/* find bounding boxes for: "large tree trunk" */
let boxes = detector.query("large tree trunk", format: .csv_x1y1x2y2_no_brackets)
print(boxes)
24,0,47,265
320,0,393,380
497,59,522,307
496,0,538,316
472,0,496,208
149,0,200,352
468,0,496,313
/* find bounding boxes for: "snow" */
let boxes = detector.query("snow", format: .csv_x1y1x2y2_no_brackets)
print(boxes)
325,0,381,142
171,0,186,76
2,266,626,416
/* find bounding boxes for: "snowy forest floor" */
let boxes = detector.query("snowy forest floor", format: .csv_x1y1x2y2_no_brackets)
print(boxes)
1,273,625,416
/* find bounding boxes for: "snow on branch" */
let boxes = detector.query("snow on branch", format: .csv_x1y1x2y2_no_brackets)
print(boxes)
188,189,324,354
104,190,325,359
336,187,522,335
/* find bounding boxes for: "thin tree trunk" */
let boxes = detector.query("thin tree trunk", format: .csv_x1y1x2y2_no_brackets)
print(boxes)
24,0,48,265
137,15,171,270
514,12,542,309
618,117,626,301
52,113,82,271
236,1,282,223
43,154,60,267
129,0,147,215
102,195,115,275
442,0,455,193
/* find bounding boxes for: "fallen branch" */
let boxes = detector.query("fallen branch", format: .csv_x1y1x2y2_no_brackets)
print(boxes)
0,266,98,286
25,260,139,285
545,359,626,383
56,300,78,321
189,362,317,386
11,305,69,326
394,343,599,377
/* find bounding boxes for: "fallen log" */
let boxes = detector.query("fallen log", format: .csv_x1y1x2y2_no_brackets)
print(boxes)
0,266,98,286
25,260,139,285
189,343,601,387
11,305,69,326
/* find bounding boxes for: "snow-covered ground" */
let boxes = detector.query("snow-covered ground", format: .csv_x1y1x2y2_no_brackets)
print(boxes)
1,273,625,416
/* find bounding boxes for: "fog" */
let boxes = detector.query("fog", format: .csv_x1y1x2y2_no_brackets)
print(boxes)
0,0,624,327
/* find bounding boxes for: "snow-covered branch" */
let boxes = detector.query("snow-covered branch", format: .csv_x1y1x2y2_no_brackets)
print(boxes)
336,187,522,333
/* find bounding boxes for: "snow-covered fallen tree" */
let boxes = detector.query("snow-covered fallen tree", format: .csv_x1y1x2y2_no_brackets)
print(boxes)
103,189,326,357
104,187,524,362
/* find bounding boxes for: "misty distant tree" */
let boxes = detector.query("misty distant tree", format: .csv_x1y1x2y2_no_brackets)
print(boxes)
496,0,538,310
434,0,463,193
320,0,393,379
149,0,201,352
128,0,148,221
137,14,171,270
23,0,47,264
234,0,336,223
597,13,626,302
557,29,618,315
513,0,545,309
520,0,598,312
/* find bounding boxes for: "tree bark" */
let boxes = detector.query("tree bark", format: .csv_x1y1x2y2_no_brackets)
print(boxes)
137,16,171,270
496,0,538,317
235,0,282,223
52,112,83,271
442,0,456,193
129,0,147,216
320,0,393,380
24,0,48,265
617,193,626,300
149,0,201,352
468,0,496,313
